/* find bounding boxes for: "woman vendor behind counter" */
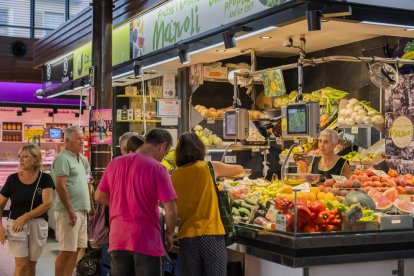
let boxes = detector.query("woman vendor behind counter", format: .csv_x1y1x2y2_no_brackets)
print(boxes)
310,129,353,179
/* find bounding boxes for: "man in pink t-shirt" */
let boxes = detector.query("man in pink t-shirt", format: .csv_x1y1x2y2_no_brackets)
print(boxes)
95,129,177,275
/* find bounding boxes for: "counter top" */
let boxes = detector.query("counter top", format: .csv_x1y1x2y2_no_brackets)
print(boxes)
235,224,414,267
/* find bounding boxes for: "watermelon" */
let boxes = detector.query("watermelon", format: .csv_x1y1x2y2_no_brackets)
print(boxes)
394,199,414,214
344,191,376,210
383,188,399,203
367,189,393,211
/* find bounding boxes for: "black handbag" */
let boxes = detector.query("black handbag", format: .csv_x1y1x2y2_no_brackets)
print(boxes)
207,161,236,246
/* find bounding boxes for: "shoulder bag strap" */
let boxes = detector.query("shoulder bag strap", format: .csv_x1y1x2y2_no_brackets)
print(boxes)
30,171,42,211
207,161,219,193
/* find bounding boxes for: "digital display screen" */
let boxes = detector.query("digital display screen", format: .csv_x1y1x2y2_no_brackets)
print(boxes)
49,128,62,139
287,105,307,134
225,113,237,135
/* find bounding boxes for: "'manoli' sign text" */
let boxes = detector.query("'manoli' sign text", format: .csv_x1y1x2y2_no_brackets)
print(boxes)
131,0,290,58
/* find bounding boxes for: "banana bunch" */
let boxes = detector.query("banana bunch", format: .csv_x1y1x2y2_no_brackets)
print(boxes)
162,149,177,174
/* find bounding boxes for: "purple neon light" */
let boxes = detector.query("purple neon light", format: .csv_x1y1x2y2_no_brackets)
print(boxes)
0,82,83,106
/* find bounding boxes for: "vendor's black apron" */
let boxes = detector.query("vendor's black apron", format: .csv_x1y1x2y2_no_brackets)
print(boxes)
311,156,347,179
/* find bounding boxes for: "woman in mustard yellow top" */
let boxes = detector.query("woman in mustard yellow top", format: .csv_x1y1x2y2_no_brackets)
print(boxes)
171,132,243,276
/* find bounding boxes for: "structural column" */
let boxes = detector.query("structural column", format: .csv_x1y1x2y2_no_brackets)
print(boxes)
91,0,112,182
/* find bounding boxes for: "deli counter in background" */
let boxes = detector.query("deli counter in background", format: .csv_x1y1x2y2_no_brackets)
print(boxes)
0,141,63,216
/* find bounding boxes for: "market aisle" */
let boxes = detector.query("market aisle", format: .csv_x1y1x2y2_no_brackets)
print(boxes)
0,217,59,276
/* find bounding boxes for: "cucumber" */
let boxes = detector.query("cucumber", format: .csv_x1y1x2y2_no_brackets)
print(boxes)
241,202,258,210
244,198,258,205
238,207,251,217
232,200,242,208
232,207,240,216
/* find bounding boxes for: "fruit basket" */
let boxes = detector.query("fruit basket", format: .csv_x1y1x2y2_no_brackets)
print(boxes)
282,173,322,186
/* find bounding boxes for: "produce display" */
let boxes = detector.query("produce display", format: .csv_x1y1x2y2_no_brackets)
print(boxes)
161,149,177,174
245,127,266,144
193,125,224,146
273,87,348,115
338,98,384,126
193,105,269,120
222,168,414,234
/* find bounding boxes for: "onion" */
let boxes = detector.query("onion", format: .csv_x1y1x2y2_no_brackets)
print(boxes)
372,115,385,124
339,109,347,116
355,115,364,124
349,98,359,105
354,105,363,112
338,117,345,125
351,112,359,120
345,109,354,117
368,110,376,116
348,118,355,125
358,110,367,116
346,103,354,110
363,116,372,124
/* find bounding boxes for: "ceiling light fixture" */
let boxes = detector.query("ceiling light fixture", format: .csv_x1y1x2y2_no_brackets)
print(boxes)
307,10,322,31
133,61,143,77
216,49,226,53
177,45,190,64
223,31,236,49
260,36,272,39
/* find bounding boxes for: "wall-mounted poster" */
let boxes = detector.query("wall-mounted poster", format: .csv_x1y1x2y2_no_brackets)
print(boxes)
384,73,414,174
90,109,112,145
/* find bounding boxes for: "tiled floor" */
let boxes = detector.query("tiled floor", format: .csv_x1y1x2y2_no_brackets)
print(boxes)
0,218,59,276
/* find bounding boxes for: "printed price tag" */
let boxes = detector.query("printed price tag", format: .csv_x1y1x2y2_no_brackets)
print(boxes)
202,128,213,137
292,182,310,192
351,126,359,134
331,175,347,182
207,117,215,124
265,204,276,222
252,146,260,152
276,137,282,144
371,170,389,177
275,213,287,231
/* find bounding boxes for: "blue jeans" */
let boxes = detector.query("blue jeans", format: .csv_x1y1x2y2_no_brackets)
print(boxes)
110,250,162,276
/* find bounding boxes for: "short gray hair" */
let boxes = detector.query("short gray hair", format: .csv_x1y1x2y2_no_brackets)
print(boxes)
64,126,82,141
320,129,339,144
119,131,139,145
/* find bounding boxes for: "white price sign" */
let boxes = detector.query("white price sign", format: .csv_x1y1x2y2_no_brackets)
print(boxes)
275,213,286,231
331,175,347,182
292,182,310,192
351,126,359,134
372,170,389,177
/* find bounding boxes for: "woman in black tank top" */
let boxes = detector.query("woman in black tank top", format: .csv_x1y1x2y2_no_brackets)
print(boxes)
310,130,353,179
